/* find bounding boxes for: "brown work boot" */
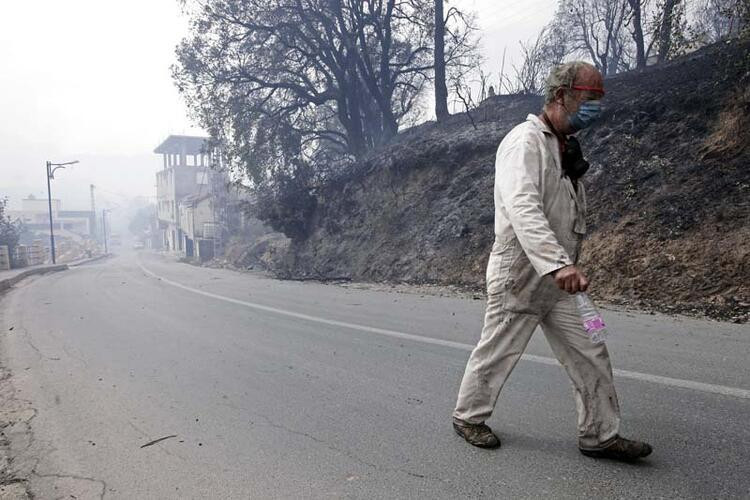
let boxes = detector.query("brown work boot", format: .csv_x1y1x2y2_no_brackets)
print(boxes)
453,418,501,449
579,435,653,462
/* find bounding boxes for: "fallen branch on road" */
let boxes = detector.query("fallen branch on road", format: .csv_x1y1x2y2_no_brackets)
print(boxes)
140,435,178,448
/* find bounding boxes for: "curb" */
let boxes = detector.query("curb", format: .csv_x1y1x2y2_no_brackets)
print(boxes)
67,253,111,267
0,265,69,293
0,254,110,293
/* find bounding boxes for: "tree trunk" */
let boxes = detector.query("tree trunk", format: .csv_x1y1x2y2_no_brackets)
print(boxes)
629,0,646,69
657,0,680,63
380,94,399,142
338,57,367,158
434,0,449,122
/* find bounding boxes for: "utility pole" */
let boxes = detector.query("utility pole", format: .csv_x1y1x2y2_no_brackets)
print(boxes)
45,159,79,264
90,184,97,239
102,209,108,255
499,46,507,94
46,162,55,264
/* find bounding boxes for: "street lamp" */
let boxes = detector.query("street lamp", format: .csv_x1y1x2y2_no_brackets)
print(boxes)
46,160,79,264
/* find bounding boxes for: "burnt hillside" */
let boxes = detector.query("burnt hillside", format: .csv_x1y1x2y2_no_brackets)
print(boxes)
278,38,750,322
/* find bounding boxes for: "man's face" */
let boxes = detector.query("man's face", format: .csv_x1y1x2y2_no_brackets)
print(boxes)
559,68,605,113
554,67,605,133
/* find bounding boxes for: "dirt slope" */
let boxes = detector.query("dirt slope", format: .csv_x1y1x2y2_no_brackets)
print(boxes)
278,38,750,322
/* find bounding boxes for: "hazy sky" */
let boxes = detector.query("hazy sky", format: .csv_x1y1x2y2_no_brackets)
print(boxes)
0,0,555,210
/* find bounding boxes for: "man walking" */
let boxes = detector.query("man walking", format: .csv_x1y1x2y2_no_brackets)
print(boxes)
452,61,652,461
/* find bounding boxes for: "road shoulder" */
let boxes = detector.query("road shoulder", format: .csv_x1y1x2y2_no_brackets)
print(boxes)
0,303,34,499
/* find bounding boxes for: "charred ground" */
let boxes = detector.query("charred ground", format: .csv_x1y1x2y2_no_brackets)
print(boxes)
246,38,750,322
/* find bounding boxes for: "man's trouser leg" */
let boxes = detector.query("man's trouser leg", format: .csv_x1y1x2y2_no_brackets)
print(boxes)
453,293,539,424
540,294,621,449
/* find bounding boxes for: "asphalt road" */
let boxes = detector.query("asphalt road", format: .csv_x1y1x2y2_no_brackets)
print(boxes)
0,250,748,499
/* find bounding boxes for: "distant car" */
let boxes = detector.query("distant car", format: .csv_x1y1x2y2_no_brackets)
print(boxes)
132,242,145,250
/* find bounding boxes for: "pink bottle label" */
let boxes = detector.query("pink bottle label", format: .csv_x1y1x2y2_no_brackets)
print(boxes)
583,317,605,332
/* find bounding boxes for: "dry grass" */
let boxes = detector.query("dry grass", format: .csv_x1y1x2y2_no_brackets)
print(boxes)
701,84,750,159
580,223,750,321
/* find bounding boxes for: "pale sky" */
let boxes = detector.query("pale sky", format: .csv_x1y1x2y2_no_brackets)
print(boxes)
0,0,555,210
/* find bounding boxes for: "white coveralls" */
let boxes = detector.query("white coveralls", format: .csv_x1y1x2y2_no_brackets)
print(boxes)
453,114,621,449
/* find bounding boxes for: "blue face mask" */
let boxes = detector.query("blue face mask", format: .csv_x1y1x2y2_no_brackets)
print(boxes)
569,100,603,131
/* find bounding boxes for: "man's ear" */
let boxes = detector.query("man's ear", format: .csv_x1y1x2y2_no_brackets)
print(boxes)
554,88,566,105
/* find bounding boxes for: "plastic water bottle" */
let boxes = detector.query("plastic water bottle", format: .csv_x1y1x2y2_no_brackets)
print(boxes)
575,292,607,344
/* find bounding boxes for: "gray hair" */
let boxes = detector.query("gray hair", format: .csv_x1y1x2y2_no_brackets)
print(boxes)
543,61,596,105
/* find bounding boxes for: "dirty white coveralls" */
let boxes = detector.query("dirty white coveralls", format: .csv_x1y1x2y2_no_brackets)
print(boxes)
453,114,621,449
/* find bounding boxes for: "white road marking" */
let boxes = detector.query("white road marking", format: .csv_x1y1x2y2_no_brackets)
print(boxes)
139,261,750,400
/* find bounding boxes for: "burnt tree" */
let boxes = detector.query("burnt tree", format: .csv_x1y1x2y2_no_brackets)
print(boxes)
628,0,647,69
434,0,449,121
564,0,632,76
657,0,681,62
174,0,434,176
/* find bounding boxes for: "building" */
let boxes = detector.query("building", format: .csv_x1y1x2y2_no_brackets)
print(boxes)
154,135,225,258
9,195,96,238
179,194,220,261
154,135,212,252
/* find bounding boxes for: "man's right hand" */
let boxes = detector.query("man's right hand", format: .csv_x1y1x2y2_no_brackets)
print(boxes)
552,265,589,294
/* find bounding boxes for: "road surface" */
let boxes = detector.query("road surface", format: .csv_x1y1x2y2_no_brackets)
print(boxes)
0,251,748,499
